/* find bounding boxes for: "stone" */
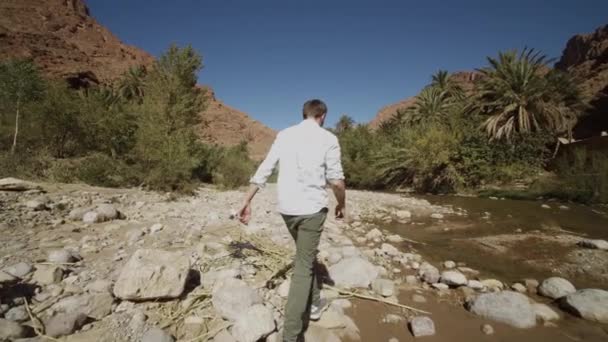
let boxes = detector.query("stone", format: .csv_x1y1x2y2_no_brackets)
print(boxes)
85,280,113,293
430,213,444,219
372,279,395,297
113,249,190,300
443,260,456,269
141,327,175,342
3,262,33,278
365,228,383,241
150,223,164,234
0,319,26,340
383,314,405,324
278,279,291,298
0,177,41,191
409,316,435,337
212,278,261,321
32,265,63,285
5,306,28,322
405,275,418,285
126,229,144,244
440,271,467,286
395,210,412,219
578,239,608,251
541,204,551,209
559,289,608,324
0,270,17,283
431,283,449,290
511,283,527,293
48,249,75,263
328,253,342,264
304,325,341,342
83,211,101,224
467,280,484,290
523,279,539,293
25,197,48,210
202,268,240,289
329,257,379,288
412,294,427,303
51,292,114,320
481,324,494,335
532,303,560,322
316,309,347,329
418,262,440,284
386,235,403,243
538,277,576,299
231,304,275,342
214,330,237,342
380,243,400,257
45,312,88,338
68,207,92,221
95,204,119,221
480,279,504,291
468,291,536,329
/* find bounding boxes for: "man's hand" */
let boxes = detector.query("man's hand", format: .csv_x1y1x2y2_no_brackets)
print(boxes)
238,202,252,225
335,204,345,220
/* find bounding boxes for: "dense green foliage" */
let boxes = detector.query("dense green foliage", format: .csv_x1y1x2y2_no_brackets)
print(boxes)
337,50,598,202
0,46,256,191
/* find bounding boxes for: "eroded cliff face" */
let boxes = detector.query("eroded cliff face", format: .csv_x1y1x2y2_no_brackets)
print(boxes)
556,25,608,138
0,0,276,158
0,0,154,84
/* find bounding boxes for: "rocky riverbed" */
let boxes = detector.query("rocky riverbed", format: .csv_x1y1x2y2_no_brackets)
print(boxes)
0,178,607,341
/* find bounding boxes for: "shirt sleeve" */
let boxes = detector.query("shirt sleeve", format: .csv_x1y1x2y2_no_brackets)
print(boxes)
325,136,345,181
250,134,281,188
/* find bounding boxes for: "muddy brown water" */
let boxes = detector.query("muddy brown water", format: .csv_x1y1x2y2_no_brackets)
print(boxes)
386,195,608,289
344,195,608,342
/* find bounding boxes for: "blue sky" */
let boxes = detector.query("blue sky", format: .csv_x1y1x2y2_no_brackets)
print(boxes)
87,0,607,130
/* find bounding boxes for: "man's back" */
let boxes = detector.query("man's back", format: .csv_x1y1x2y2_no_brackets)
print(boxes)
250,119,343,215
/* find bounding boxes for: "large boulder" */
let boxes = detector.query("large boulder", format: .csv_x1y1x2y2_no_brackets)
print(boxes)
329,257,379,288
559,289,608,324
32,265,63,285
51,293,114,320
45,312,88,338
3,262,33,278
578,239,608,251
212,278,261,321
538,277,576,299
113,249,190,300
468,291,536,329
231,304,275,342
409,316,435,337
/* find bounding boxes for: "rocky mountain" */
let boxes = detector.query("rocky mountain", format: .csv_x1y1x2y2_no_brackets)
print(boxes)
556,24,608,138
0,0,275,158
200,87,276,160
369,71,478,129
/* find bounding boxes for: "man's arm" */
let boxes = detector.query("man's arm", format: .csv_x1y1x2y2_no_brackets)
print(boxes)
238,135,281,224
326,137,346,219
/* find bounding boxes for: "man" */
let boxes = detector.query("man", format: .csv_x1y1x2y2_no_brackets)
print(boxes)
238,99,346,342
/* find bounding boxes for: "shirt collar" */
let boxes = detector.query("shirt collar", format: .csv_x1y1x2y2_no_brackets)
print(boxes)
300,119,320,127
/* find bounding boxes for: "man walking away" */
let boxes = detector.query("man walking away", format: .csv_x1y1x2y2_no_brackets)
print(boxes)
238,99,346,342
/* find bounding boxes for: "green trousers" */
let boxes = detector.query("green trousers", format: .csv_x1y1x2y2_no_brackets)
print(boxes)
281,208,327,342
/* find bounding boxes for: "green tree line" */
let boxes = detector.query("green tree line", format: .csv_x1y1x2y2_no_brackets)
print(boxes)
335,49,608,203
0,45,256,191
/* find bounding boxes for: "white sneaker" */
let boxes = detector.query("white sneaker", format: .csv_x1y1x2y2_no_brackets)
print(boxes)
310,299,329,321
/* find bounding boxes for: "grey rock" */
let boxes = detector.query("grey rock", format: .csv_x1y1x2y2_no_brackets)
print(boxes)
0,270,17,283
68,207,92,221
412,294,427,303
51,292,114,320
380,243,400,257
532,303,560,322
212,278,261,321
443,260,456,269
0,178,41,191
202,268,240,289
468,291,536,328
231,304,275,342
32,265,63,285
95,204,119,221
372,279,395,297
538,277,576,299
329,257,379,288
25,196,49,210
5,306,28,322
3,262,33,278
467,280,484,290
523,279,539,294
578,239,608,251
418,262,440,284
277,278,291,298
481,324,494,335
113,249,190,300
440,271,467,286
85,279,113,293
45,312,87,338
409,316,435,337
511,283,527,293
214,330,237,342
48,249,75,264
0,319,27,340
141,327,175,342
365,228,383,241
559,289,608,324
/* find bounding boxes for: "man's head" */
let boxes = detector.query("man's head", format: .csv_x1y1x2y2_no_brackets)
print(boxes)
302,99,327,125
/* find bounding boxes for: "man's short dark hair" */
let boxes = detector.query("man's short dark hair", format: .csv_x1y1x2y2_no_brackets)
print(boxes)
302,99,327,119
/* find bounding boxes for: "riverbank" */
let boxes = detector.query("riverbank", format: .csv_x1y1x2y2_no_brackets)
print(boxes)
0,179,606,341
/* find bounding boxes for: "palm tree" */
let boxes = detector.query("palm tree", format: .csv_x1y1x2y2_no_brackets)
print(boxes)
335,114,355,133
406,86,455,126
117,66,146,103
473,49,571,140
431,70,464,99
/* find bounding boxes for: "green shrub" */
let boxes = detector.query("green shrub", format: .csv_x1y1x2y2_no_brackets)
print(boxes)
212,142,256,189
46,153,138,187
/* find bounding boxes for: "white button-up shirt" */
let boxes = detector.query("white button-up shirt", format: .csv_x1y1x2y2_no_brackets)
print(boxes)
250,119,345,215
